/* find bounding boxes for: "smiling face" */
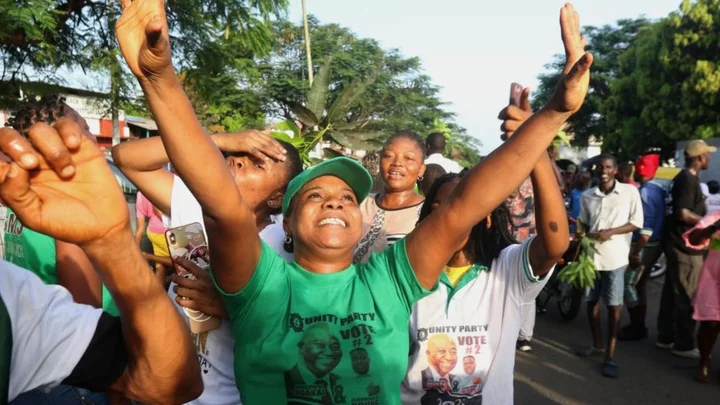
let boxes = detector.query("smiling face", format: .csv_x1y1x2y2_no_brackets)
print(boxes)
224,152,287,214
596,157,618,189
426,334,458,376
286,175,362,259
299,323,343,378
380,136,426,193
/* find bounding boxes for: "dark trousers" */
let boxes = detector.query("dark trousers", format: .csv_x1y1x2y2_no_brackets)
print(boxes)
657,244,704,350
635,244,664,307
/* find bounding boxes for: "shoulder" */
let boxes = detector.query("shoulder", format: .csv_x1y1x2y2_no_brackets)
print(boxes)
581,188,596,199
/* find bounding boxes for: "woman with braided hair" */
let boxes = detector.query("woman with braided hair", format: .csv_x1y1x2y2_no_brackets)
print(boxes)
402,96,568,405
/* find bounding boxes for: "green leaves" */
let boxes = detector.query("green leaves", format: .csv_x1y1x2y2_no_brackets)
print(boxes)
287,102,320,127
306,58,332,119
557,236,599,289
325,78,373,125
329,130,385,151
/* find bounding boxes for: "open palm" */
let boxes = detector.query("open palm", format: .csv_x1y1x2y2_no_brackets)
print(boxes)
547,3,593,115
116,0,172,80
0,139,129,246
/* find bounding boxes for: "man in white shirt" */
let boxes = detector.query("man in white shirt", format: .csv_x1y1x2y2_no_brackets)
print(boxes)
425,133,463,174
576,154,643,378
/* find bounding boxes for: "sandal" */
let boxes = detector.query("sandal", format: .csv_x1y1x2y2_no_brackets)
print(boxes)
601,361,619,378
575,345,605,358
697,365,709,384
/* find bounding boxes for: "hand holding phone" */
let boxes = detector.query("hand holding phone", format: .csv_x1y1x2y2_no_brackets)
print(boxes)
165,222,221,333
501,83,525,142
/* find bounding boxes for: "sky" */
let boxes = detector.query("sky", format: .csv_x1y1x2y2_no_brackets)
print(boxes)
287,0,683,154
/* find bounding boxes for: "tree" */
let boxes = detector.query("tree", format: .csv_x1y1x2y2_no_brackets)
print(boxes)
603,0,720,160
0,0,289,122
532,18,650,147
259,18,480,165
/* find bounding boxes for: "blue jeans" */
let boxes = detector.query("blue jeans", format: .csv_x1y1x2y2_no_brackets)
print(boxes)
586,267,626,307
10,385,108,405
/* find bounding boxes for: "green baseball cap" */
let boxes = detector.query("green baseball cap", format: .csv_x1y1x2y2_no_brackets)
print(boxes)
282,157,373,215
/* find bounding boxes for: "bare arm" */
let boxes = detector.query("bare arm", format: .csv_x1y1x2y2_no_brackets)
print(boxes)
115,0,261,294
111,136,174,215
55,241,103,308
85,231,202,403
134,215,147,247
0,122,202,403
678,208,703,226
406,4,591,289
528,153,570,276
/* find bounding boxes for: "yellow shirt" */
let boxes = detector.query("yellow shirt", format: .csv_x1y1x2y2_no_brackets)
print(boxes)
444,264,474,287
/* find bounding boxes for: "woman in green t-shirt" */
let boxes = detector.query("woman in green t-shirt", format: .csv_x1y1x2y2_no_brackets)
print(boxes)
115,1,592,403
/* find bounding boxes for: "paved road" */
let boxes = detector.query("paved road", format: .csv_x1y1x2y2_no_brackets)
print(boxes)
514,276,720,404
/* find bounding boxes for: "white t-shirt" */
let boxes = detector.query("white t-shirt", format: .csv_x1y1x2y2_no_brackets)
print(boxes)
705,193,720,213
402,238,551,405
1,260,102,401
167,176,293,405
425,153,463,174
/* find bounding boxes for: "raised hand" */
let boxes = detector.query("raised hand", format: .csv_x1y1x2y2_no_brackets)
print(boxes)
116,0,172,80
213,130,288,163
546,3,593,115
0,121,129,248
499,87,532,140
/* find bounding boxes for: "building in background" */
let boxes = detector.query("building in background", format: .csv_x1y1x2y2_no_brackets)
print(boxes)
0,82,157,151
557,135,602,164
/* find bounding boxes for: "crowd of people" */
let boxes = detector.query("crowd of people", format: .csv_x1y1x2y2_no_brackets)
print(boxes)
0,1,718,405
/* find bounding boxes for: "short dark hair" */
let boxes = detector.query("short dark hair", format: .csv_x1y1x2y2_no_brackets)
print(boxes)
708,180,720,195
385,130,426,159
426,132,446,153
597,153,617,168
419,164,446,195
6,94,69,135
419,173,517,264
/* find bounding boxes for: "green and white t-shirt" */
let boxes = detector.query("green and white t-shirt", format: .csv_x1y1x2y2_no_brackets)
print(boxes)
4,209,57,285
3,209,118,316
401,238,551,405
216,238,434,405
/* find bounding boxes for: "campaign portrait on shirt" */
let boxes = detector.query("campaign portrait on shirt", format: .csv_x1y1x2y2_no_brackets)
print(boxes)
284,322,345,405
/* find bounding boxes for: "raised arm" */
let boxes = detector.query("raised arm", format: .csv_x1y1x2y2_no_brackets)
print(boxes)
114,0,272,293
406,4,592,288
112,136,174,215
0,123,201,403
529,152,570,276
497,87,570,276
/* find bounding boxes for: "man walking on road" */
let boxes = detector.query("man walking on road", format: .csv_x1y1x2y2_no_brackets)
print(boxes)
425,133,463,174
657,140,716,358
576,154,643,378
619,154,665,341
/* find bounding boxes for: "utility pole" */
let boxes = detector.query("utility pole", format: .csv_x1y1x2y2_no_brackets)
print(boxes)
108,0,121,146
302,0,313,86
